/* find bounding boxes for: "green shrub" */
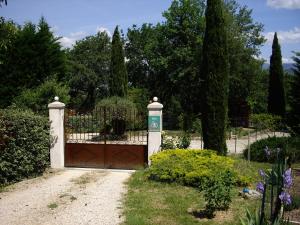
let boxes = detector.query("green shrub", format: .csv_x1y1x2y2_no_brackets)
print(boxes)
250,113,283,131
147,149,240,190
13,78,70,115
0,107,50,185
177,133,191,149
204,171,233,217
244,136,300,163
96,97,139,135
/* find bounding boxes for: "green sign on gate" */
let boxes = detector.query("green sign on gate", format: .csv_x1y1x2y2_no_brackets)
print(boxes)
148,116,161,132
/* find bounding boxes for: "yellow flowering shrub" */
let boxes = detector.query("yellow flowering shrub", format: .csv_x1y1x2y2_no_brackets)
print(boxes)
147,149,248,189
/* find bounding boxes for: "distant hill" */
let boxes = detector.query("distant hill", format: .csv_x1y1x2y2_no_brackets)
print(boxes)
262,63,294,73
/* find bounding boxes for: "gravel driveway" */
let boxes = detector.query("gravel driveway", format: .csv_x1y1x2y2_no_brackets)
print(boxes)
0,169,132,225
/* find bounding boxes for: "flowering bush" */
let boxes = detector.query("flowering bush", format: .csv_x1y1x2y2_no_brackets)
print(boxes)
161,132,191,150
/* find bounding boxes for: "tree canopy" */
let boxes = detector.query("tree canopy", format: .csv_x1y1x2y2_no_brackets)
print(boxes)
66,31,111,110
0,17,66,107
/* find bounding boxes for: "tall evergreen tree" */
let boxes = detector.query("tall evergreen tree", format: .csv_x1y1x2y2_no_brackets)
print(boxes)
201,0,229,155
110,26,128,97
0,17,66,107
289,52,300,135
268,32,285,117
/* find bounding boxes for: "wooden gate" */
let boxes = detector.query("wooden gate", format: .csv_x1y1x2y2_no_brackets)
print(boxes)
64,107,148,169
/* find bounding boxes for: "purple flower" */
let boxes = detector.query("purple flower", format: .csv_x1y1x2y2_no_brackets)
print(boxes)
259,169,266,178
264,146,271,157
279,191,292,205
283,168,293,189
256,182,264,193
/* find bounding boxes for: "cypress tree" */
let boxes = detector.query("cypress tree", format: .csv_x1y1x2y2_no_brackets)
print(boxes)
289,52,300,135
110,26,128,97
201,0,229,155
268,32,285,117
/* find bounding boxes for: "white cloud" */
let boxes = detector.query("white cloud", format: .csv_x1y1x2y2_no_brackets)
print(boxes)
267,0,300,9
96,26,112,37
58,31,86,48
264,27,300,44
59,36,75,48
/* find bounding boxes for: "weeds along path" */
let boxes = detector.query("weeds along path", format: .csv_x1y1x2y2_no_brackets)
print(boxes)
0,169,132,225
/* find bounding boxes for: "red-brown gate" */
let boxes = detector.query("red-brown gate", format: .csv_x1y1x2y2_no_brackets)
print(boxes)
64,107,148,169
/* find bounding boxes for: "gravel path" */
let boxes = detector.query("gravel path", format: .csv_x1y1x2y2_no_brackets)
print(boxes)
0,169,132,225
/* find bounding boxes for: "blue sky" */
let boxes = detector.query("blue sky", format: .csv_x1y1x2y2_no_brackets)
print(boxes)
1,0,300,63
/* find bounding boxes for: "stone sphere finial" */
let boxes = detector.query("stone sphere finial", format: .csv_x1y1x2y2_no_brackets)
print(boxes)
153,97,158,102
54,96,59,101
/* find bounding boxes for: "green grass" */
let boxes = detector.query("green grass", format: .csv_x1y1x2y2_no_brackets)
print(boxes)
122,157,270,225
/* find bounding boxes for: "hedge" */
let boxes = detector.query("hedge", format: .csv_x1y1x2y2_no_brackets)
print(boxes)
0,107,50,185
243,136,300,163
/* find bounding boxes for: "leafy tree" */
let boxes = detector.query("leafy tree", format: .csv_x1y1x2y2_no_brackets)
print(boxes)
126,0,206,130
288,52,300,135
67,31,111,110
268,32,286,117
110,26,128,97
201,0,229,155
125,0,265,130
225,1,266,119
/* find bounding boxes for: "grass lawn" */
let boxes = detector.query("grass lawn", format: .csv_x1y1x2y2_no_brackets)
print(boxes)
122,157,273,225
122,172,258,225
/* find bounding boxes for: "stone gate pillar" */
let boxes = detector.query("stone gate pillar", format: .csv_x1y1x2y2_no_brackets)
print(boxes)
147,97,163,164
48,96,65,168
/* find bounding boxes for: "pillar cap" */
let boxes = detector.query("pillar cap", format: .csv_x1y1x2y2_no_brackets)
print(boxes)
48,96,65,109
147,97,163,110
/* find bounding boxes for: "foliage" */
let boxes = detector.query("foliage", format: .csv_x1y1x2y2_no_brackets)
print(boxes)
147,149,241,190
244,136,300,163
96,97,137,135
0,17,66,107
268,33,286,117
128,87,149,118
226,2,266,118
161,133,191,150
250,113,283,131
201,0,229,155
177,133,191,149
203,171,233,218
125,1,265,131
0,107,49,185
288,52,300,135
13,78,70,115
66,31,111,111
161,135,177,150
248,69,269,114
110,26,128,97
